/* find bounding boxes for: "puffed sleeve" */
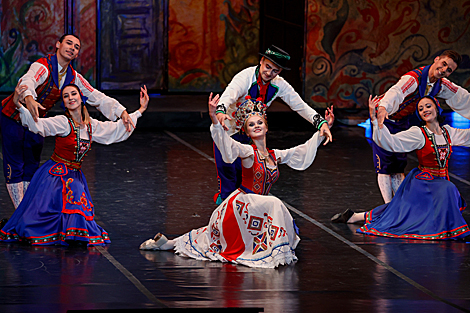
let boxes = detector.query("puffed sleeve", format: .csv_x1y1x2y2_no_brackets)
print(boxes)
19,62,49,102
91,111,141,145
210,123,254,163
378,75,418,115
18,106,70,137
274,132,325,170
372,119,424,152
440,80,470,120
75,73,126,121
444,125,470,147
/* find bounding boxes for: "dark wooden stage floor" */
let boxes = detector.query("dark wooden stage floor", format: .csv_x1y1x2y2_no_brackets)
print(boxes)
0,95,469,312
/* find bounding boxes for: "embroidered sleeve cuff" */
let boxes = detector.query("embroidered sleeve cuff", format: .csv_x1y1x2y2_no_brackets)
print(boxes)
216,104,226,115
312,114,326,130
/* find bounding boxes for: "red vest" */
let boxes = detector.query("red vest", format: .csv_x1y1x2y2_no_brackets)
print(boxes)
416,126,452,178
2,55,76,121
50,117,92,170
240,145,279,195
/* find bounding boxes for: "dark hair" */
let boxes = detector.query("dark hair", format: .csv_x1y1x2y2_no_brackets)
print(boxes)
439,50,462,68
58,34,81,44
61,84,91,125
418,96,445,125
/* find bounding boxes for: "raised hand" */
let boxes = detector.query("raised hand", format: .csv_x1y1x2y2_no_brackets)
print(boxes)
138,85,149,114
369,95,381,123
325,105,334,128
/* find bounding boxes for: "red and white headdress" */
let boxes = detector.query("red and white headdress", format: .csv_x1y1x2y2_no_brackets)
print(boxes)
233,96,267,132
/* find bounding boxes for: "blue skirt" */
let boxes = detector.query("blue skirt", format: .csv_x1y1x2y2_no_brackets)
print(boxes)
358,168,469,240
0,160,110,246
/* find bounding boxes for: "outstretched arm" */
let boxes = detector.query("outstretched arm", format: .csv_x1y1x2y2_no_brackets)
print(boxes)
208,92,254,163
91,88,148,144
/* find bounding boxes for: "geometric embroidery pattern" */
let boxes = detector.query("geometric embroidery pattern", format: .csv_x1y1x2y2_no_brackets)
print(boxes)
415,171,434,181
268,225,279,241
248,216,263,231
49,162,68,176
252,232,268,255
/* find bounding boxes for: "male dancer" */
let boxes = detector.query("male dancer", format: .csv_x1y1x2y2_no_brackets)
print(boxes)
1,34,131,209
373,50,470,202
213,45,332,204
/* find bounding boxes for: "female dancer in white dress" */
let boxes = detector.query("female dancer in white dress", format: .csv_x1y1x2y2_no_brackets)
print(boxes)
332,96,470,240
140,94,334,268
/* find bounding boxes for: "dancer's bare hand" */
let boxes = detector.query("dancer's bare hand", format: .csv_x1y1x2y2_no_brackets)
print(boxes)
25,95,46,122
120,110,132,132
13,80,28,108
319,122,333,145
138,85,149,114
325,105,334,128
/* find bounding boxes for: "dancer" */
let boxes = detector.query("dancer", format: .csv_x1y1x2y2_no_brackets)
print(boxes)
1,34,131,209
213,45,332,204
332,96,470,240
0,83,149,246
372,50,470,203
139,93,334,268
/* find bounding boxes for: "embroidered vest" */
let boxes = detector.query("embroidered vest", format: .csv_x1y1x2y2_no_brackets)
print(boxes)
240,145,279,195
247,66,280,104
50,117,92,170
2,55,77,121
416,126,452,178
389,66,442,121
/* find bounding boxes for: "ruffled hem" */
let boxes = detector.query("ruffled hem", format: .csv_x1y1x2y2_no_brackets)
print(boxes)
174,233,297,269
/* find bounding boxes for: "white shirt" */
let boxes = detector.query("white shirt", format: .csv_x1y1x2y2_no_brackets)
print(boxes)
218,66,321,136
379,73,470,119
210,123,325,170
371,119,470,152
19,58,126,121
18,106,141,145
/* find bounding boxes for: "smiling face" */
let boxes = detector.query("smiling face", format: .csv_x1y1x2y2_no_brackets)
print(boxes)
245,115,268,139
259,57,282,83
56,35,81,62
417,98,438,123
62,85,82,111
429,56,457,81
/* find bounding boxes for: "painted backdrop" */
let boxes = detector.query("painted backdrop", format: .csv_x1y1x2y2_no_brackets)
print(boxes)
0,0,96,92
305,0,470,110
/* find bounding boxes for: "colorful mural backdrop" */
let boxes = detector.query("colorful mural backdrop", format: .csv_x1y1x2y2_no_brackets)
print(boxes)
168,0,260,91
305,0,470,110
0,0,65,92
0,0,97,92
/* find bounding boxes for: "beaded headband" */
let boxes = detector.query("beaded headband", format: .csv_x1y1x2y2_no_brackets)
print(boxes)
233,96,267,132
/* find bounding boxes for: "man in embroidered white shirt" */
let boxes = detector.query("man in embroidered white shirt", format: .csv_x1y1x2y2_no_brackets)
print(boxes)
372,50,470,203
212,45,332,204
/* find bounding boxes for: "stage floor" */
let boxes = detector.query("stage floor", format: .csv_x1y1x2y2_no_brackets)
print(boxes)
1,119,470,312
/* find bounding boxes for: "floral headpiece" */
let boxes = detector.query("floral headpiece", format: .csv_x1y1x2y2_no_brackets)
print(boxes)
233,96,267,132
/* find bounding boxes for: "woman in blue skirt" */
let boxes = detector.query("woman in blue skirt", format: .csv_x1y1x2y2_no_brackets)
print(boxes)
0,83,149,246
332,95,470,240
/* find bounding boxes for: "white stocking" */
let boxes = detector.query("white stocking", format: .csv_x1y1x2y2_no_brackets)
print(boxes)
391,173,405,196
6,183,24,209
377,174,393,203
347,212,366,224
23,181,30,195
159,240,176,250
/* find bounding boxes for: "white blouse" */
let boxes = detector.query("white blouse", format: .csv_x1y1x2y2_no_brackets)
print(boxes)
210,123,325,170
18,106,141,145
372,119,470,153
